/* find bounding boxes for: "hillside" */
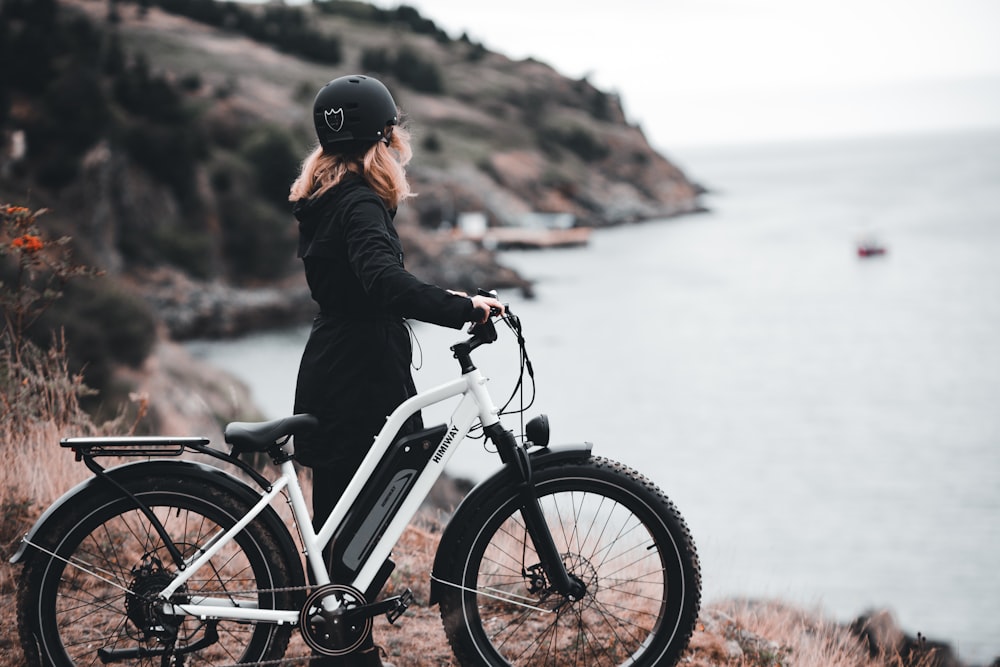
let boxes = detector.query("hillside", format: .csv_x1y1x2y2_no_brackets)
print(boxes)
1,0,706,391
85,0,704,228
3,0,705,271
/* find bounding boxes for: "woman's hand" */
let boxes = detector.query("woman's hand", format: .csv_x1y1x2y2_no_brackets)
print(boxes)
470,294,505,323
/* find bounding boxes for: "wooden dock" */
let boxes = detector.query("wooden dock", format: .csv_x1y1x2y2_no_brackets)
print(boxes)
467,226,591,250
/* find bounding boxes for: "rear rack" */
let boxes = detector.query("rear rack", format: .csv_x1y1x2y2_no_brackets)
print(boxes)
61,436,210,458
56,429,284,573
60,435,273,492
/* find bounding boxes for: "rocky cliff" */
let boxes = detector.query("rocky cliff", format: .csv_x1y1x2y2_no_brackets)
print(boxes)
77,0,704,228
4,0,706,342
2,0,709,420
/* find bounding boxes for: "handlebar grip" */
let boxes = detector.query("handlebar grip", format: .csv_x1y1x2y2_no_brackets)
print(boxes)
476,288,504,319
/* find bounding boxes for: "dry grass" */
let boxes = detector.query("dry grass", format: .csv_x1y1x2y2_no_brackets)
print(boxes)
684,599,955,667
0,418,97,661
0,420,101,589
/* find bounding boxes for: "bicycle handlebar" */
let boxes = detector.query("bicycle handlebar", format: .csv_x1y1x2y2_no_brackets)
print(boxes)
450,289,514,371
462,313,499,350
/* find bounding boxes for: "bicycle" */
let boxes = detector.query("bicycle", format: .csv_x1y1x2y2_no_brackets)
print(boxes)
12,300,702,666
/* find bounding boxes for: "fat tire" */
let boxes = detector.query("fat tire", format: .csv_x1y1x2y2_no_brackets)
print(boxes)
437,456,701,667
16,473,297,666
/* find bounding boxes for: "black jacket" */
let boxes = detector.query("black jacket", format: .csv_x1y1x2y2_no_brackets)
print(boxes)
291,174,478,467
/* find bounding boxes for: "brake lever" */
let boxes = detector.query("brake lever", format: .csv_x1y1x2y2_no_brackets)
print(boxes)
475,287,508,321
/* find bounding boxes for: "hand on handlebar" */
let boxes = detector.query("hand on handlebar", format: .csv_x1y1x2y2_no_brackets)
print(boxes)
470,293,505,323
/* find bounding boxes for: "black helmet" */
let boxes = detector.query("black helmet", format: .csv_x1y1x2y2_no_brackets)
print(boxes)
312,75,398,154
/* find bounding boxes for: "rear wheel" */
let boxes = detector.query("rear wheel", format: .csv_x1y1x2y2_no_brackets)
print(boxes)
437,457,701,666
17,474,297,666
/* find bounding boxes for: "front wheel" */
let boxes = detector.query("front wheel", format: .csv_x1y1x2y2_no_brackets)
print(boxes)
437,456,701,667
17,474,298,666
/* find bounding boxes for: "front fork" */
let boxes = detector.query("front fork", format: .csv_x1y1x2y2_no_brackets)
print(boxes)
483,424,587,602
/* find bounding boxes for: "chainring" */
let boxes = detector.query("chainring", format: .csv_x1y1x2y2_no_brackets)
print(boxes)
299,584,372,656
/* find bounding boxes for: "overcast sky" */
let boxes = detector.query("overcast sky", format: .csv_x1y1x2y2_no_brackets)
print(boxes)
371,0,1000,149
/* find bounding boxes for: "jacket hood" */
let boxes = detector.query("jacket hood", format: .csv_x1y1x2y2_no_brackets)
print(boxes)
292,174,359,235
294,174,396,260
293,174,396,228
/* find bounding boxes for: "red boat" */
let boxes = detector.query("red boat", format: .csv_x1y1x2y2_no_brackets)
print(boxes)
857,242,887,258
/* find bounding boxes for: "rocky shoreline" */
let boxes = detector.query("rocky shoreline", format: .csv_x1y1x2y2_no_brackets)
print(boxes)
131,267,315,340
133,222,535,340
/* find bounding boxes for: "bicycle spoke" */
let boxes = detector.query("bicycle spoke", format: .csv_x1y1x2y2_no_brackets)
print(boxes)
21,477,298,667
440,460,700,666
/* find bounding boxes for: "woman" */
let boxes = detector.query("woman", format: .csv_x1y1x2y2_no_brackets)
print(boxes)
289,74,503,667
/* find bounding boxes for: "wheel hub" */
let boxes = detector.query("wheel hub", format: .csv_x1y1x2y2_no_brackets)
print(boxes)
560,552,599,609
125,557,186,641
523,553,597,609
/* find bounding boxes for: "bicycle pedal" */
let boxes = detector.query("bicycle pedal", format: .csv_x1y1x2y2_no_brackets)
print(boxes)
386,588,413,624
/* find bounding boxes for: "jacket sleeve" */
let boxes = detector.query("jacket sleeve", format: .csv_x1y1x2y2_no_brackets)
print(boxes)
343,201,478,328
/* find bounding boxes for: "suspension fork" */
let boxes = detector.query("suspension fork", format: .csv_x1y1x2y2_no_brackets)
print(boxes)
484,424,587,602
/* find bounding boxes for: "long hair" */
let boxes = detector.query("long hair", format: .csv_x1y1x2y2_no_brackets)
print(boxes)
289,124,414,209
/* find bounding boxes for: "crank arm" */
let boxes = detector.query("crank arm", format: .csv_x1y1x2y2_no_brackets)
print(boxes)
342,588,413,625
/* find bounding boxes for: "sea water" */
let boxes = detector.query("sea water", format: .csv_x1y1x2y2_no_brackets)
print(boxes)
188,127,1000,663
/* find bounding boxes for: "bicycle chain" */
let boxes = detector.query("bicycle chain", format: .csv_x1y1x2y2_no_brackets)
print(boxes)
214,654,315,667
182,583,382,667
206,583,315,597
24,541,376,667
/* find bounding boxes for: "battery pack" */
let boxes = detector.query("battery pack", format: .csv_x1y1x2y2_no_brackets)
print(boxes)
330,424,448,581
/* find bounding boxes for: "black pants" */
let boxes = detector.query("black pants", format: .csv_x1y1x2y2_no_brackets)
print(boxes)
309,464,391,667
311,463,357,543
304,410,420,667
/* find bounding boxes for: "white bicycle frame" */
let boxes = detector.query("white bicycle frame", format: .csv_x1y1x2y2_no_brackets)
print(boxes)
158,362,502,624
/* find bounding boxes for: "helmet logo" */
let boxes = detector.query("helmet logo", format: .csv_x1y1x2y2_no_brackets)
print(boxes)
324,108,345,133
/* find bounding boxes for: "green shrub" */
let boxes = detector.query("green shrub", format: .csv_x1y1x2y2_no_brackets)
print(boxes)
152,224,215,279
120,119,204,207
0,0,59,93
31,279,158,393
361,47,392,74
394,46,444,93
422,132,442,153
35,158,79,190
588,88,614,121
361,45,444,94
219,196,296,282
113,53,187,124
240,126,302,208
464,39,487,62
179,72,202,92
41,64,110,154
319,1,450,42
149,0,342,65
539,125,610,162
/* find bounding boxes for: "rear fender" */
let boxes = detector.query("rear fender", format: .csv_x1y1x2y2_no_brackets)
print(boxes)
429,443,592,605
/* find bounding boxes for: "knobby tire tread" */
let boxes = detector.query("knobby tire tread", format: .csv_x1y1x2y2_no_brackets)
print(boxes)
437,455,701,667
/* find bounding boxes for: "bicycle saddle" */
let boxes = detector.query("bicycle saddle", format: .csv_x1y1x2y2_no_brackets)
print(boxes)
224,414,319,453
